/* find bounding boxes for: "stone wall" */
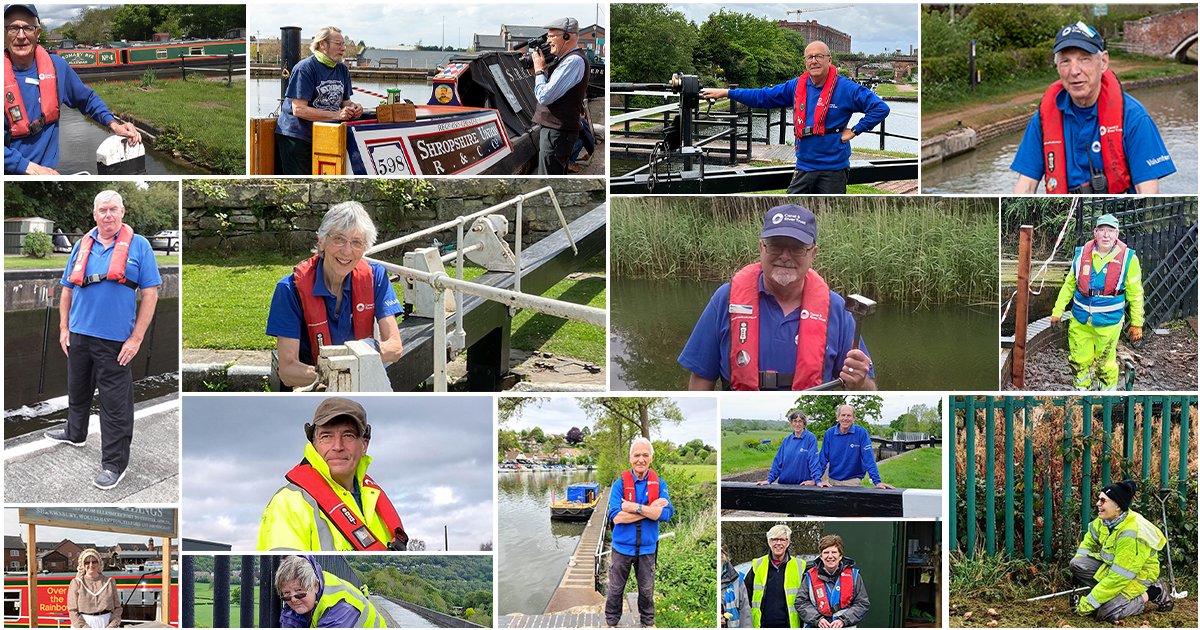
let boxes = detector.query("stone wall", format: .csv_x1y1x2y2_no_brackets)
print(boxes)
181,178,605,256
5,266,181,312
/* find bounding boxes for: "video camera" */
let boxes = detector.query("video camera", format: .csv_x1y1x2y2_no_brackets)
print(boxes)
515,33,556,69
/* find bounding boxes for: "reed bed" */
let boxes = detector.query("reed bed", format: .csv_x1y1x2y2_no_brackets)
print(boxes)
611,196,998,306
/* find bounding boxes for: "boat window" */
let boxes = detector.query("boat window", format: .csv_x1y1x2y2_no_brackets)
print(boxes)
190,46,205,56
156,49,168,60
3,589,21,621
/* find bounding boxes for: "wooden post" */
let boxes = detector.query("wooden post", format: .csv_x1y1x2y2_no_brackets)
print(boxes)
161,536,171,624
1012,225,1033,388
27,524,38,628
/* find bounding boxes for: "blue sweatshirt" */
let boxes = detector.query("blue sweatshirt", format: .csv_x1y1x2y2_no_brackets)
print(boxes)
5,53,116,174
607,470,673,556
817,424,882,485
767,430,820,484
728,75,889,171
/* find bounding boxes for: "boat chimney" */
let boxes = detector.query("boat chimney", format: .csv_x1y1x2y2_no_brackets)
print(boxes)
280,26,302,99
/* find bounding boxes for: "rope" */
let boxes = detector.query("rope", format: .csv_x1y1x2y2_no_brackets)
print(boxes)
1000,199,1079,324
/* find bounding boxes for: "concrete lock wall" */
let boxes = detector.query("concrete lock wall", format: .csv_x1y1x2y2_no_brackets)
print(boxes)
181,179,606,256
5,266,182,313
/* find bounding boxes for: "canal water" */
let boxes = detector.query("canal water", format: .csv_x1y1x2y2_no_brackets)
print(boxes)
923,78,1198,194
250,78,431,118
610,278,998,391
498,468,599,616
55,108,206,175
4,298,179,433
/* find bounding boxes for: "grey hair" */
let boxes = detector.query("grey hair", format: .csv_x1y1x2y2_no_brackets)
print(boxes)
317,201,377,248
629,436,654,459
275,556,320,594
310,26,344,54
836,404,855,416
766,524,792,541
76,548,103,576
93,190,124,210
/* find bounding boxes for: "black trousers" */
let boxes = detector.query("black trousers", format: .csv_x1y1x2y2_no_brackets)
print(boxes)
276,133,313,175
537,126,578,175
605,550,656,626
66,332,134,474
787,168,850,194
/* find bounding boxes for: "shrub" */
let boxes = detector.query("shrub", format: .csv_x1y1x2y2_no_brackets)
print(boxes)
23,231,51,258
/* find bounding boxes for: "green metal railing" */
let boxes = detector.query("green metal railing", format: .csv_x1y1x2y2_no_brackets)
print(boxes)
950,395,1194,560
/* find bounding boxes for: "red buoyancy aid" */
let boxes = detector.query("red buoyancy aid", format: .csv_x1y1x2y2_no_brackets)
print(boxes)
285,462,409,551
67,223,135,288
728,263,830,390
808,565,855,617
622,469,660,503
1039,69,1130,194
4,46,60,137
793,66,839,138
1076,238,1128,296
293,254,375,360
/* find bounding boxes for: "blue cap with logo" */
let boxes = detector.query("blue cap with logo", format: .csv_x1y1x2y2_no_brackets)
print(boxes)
4,4,39,19
761,204,817,245
1054,21,1106,54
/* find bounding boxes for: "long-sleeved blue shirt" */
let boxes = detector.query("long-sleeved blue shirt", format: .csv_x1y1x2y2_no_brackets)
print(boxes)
5,53,116,174
767,430,820,484
607,469,673,556
728,75,890,171
816,424,883,485
533,48,586,105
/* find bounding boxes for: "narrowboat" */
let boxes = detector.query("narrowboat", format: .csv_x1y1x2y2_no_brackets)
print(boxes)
55,38,246,71
4,568,179,627
550,482,600,521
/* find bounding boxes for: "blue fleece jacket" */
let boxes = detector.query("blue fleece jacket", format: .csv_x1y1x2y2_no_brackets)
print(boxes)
5,52,117,174
607,470,673,556
728,75,889,171
816,424,882,485
767,430,821,484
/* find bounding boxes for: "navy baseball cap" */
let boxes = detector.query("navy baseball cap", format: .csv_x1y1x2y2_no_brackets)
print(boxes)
4,4,39,20
761,204,817,245
1054,21,1106,54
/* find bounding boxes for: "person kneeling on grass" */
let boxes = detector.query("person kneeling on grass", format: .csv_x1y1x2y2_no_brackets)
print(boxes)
1069,479,1174,622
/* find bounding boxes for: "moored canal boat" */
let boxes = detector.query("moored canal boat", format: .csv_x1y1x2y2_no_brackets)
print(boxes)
550,482,600,521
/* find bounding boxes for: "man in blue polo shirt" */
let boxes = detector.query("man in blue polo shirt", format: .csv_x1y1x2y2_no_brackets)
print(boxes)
816,405,893,489
679,204,876,391
606,437,672,628
265,201,403,389
45,190,161,490
1011,21,1174,194
700,40,890,194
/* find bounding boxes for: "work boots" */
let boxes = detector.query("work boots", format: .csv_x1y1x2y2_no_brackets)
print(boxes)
1150,580,1174,612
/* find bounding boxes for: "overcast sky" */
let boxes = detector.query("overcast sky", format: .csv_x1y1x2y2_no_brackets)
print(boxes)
668,2,919,55
181,395,493,552
249,2,608,50
504,396,719,447
720,393,942,424
5,508,177,548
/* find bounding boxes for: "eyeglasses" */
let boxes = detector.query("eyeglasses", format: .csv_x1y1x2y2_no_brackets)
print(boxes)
1097,496,1109,505
328,40,346,47
5,25,38,36
763,239,814,256
804,54,830,61
281,592,308,602
769,537,788,543
328,234,367,250
84,560,99,566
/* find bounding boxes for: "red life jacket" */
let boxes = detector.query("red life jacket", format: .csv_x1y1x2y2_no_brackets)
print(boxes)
1039,69,1130,194
622,468,659,503
4,46,60,138
808,565,855,617
293,254,375,360
1076,238,1128,296
793,66,839,138
728,263,830,390
285,462,409,551
67,223,136,288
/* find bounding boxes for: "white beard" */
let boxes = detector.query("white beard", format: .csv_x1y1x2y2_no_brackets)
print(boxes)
769,266,801,287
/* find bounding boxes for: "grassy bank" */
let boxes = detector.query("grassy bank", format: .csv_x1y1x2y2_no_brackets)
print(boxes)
4,252,179,270
611,196,997,306
182,251,605,363
88,77,245,174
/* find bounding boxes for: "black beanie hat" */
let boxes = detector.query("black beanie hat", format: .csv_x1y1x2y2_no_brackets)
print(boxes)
1101,479,1137,510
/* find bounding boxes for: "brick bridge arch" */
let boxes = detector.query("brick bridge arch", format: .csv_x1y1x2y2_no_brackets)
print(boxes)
1122,7,1197,63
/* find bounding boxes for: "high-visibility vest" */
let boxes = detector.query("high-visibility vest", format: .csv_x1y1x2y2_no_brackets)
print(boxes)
729,263,829,390
310,571,383,627
285,462,408,551
1076,510,1165,612
1039,69,1130,194
3,46,60,138
750,554,803,628
1069,240,1133,327
293,254,375,360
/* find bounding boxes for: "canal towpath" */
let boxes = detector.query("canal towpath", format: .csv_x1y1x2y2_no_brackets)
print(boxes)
4,395,180,503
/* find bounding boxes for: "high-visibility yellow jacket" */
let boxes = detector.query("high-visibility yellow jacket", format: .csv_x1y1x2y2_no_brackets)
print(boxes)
1074,509,1164,614
1053,245,1144,328
258,442,394,551
311,570,384,628
750,554,804,628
